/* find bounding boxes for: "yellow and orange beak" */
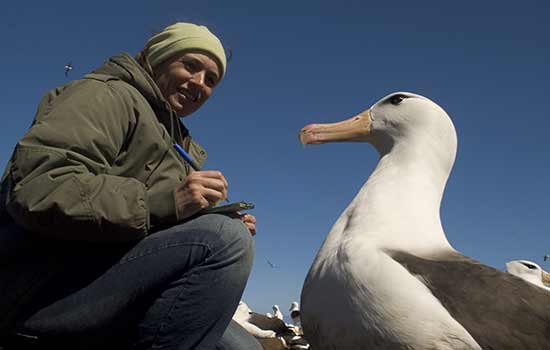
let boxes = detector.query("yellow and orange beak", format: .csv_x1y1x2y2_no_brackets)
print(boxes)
299,110,373,145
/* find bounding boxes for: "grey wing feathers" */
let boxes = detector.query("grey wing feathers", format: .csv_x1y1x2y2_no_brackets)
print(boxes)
391,251,550,350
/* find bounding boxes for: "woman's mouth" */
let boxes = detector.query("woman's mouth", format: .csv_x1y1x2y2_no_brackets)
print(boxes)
177,88,198,103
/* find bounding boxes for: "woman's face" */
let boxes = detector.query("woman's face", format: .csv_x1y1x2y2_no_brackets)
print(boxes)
153,51,221,117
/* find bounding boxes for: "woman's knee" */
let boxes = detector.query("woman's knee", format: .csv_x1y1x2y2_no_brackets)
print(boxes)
212,215,254,265
180,214,254,266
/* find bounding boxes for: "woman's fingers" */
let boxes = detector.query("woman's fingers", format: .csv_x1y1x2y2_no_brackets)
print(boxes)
184,173,226,201
188,170,228,188
241,214,256,236
241,214,256,224
201,187,227,205
175,170,229,220
186,171,228,202
225,212,256,235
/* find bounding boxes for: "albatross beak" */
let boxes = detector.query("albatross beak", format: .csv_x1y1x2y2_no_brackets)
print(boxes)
300,110,373,145
542,270,550,285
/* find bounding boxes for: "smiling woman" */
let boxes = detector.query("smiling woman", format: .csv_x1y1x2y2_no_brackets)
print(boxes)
0,22,260,350
136,22,225,118
153,51,220,117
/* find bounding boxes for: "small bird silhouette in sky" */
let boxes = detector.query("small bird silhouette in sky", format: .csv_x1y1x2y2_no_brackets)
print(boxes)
64,62,73,77
266,258,280,269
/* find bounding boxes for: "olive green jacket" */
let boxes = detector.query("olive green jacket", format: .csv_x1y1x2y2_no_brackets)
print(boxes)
0,53,207,241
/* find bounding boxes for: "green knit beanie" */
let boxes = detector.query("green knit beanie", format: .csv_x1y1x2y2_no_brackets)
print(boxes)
146,22,227,78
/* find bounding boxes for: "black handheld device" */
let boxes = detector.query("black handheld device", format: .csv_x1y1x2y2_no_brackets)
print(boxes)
198,201,255,215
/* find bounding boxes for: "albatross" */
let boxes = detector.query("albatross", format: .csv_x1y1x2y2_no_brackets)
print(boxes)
232,301,286,339
299,92,550,350
272,304,284,320
506,260,550,290
289,301,302,329
232,301,306,350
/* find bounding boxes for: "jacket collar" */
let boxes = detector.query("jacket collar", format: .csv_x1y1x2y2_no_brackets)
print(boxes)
91,52,188,140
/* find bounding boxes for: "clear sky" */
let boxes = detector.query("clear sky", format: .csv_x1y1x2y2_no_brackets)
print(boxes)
1,0,549,316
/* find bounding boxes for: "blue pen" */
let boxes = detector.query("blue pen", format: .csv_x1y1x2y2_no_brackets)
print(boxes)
173,143,201,171
173,143,229,202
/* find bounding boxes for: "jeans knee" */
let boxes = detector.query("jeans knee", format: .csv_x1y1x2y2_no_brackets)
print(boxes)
217,215,254,265
189,214,254,270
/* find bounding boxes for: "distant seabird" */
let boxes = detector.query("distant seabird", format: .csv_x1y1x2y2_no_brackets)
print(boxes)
289,301,301,326
266,258,280,269
299,92,550,349
232,301,279,338
289,301,303,335
64,61,73,77
232,301,306,350
506,260,550,290
272,305,283,320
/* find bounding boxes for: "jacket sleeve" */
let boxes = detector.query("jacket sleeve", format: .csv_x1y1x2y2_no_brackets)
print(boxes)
5,80,150,241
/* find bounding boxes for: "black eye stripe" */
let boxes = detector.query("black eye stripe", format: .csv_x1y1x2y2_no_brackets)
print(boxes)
389,94,407,105
521,262,538,269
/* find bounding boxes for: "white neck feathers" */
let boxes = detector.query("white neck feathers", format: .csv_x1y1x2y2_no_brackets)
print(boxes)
342,138,456,255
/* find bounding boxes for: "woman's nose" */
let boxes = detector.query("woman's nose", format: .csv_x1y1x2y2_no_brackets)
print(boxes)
189,71,206,86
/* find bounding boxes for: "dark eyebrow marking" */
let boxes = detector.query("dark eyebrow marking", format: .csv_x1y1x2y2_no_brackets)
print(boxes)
521,262,538,269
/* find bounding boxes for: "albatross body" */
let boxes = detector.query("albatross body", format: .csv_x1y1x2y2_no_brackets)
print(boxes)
299,92,550,350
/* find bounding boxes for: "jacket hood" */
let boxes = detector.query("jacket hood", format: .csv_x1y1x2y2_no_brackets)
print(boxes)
92,53,165,110
91,53,184,137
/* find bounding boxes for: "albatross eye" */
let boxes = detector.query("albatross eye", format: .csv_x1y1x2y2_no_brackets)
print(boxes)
389,95,406,105
521,262,538,270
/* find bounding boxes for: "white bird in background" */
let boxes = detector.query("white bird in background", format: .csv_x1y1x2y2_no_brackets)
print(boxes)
506,260,550,290
289,301,302,334
232,301,308,350
272,305,283,320
232,301,278,338
544,255,550,261
289,302,301,325
299,92,550,350
64,61,73,77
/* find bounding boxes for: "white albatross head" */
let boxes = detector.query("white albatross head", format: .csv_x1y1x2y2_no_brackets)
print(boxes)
272,304,284,320
233,300,252,323
300,91,457,175
506,260,550,290
289,301,300,316
299,91,458,254
289,301,302,330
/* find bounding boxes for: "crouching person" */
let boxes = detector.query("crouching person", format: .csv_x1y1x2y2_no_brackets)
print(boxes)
0,22,261,350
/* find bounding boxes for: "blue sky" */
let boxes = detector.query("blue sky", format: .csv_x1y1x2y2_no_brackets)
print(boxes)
1,0,549,315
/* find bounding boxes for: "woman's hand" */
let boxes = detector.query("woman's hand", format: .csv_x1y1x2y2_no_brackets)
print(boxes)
227,212,256,236
237,213,256,236
174,170,228,220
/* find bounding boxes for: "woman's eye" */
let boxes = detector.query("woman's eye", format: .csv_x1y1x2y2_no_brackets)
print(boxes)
206,77,216,87
204,72,219,87
182,60,198,71
390,95,406,105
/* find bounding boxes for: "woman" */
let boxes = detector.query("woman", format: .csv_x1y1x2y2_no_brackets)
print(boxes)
0,22,261,350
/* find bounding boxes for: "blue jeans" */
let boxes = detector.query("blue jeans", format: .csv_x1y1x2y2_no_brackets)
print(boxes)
0,214,262,350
